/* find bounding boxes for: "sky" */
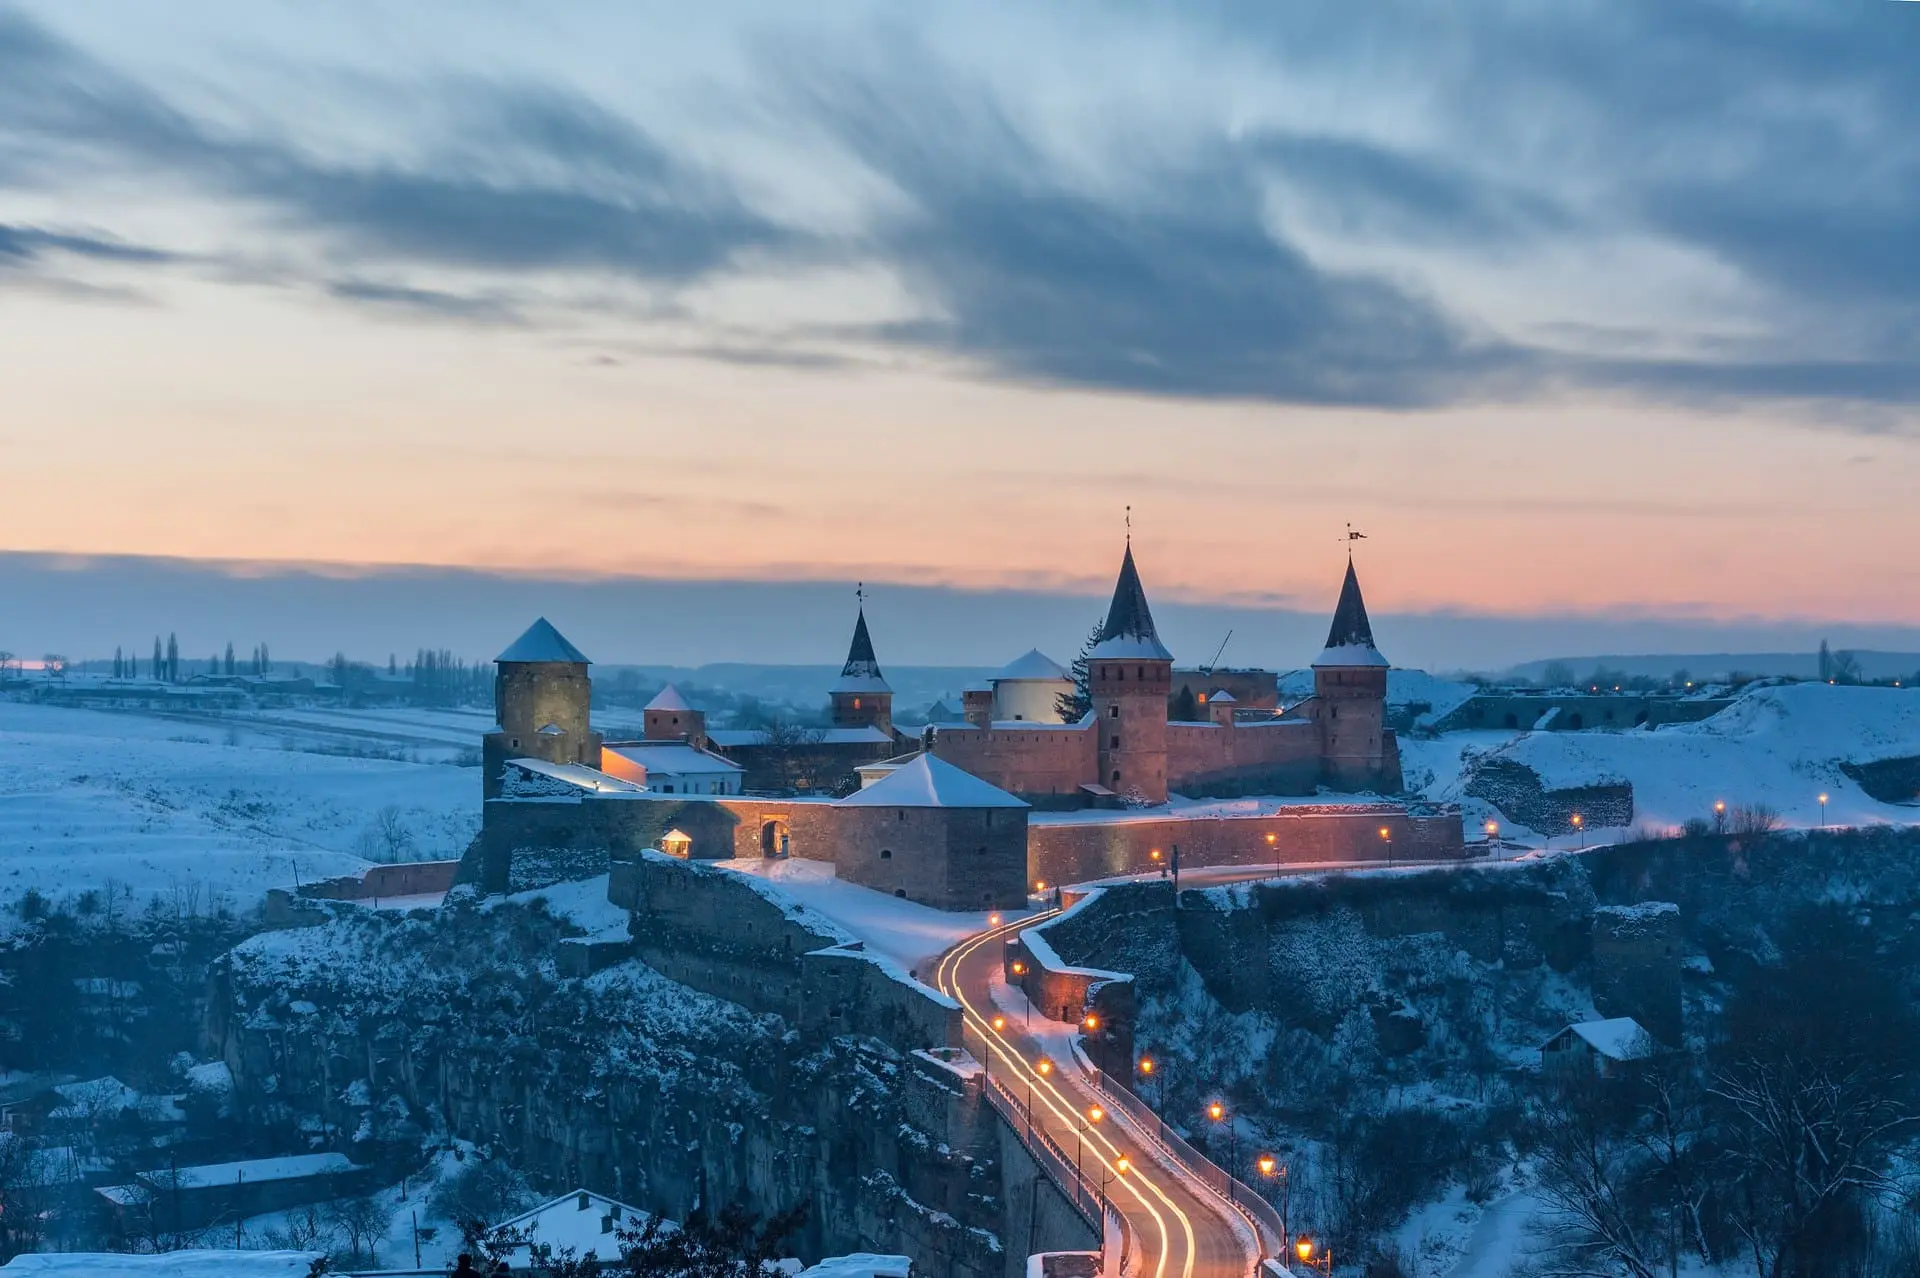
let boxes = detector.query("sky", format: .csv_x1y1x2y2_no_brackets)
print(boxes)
2,1,1919,664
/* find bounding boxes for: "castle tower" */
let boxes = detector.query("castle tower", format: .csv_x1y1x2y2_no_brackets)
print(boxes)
1088,542,1173,804
1312,559,1391,790
643,683,707,748
829,602,894,736
483,617,604,799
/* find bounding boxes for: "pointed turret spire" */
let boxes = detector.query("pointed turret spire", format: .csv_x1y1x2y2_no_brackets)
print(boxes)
832,593,891,693
1314,560,1388,667
1089,542,1174,661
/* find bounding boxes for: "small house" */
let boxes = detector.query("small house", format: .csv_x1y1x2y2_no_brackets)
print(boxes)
1541,1017,1658,1078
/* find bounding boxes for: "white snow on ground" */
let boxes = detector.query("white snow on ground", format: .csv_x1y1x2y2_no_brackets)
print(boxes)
0,699,478,919
494,874,630,939
1465,683,1920,835
717,858,1026,974
0,1254,320,1276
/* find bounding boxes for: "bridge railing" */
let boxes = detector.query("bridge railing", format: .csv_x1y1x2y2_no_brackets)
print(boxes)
1086,1066,1287,1265
973,1027,1134,1277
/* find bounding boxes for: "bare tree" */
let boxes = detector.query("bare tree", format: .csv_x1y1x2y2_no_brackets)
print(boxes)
327,1194,394,1266
1529,1079,1663,1278
1727,803,1782,837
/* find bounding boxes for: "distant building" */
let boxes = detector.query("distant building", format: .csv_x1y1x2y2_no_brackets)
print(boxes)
1541,1017,1658,1078
493,1188,647,1270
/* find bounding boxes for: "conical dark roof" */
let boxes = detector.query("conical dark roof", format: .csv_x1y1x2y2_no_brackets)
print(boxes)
496,617,591,664
1314,560,1388,667
832,607,891,693
1090,543,1173,661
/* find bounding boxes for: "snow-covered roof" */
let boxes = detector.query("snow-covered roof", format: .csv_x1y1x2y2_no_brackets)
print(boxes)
496,1189,652,1261
1088,542,1174,662
507,757,647,794
0,1253,323,1276
497,617,591,665
1549,1017,1657,1062
49,1077,142,1116
646,683,694,712
994,648,1070,683
835,753,1027,809
140,1152,360,1190
797,1256,913,1278
1312,560,1388,668
604,743,743,776
1207,690,1238,704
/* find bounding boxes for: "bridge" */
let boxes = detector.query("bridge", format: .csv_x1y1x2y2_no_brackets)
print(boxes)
935,913,1291,1278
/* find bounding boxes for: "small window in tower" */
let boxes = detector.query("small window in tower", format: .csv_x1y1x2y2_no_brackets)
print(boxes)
1136,665,1144,679
894,889,907,898
1110,735,1120,749
1111,770,1122,784
880,848,892,860
1108,705,1119,718
511,738,520,748
1331,706,1338,719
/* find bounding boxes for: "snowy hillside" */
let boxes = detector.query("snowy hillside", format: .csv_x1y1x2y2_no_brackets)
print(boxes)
1408,683,1920,838
0,700,478,918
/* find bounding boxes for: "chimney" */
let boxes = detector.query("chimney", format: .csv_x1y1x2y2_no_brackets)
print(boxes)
963,686,992,729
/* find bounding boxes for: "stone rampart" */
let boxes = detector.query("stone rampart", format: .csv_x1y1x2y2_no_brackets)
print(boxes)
1027,806,1464,887
1591,901,1683,1045
1163,720,1323,798
297,859,461,902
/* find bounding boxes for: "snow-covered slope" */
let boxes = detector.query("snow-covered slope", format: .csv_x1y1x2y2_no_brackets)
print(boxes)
0,700,477,916
1278,667,1477,722
1413,684,1920,837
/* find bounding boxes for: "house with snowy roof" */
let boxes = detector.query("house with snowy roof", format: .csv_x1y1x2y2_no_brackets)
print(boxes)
491,1188,650,1270
1541,1017,1660,1078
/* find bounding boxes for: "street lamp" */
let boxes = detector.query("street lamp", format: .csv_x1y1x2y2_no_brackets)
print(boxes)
1258,1157,1292,1258
1818,792,1829,828
988,913,1001,928
1713,799,1726,835
1037,1057,1054,1077
1084,1013,1100,1032
1378,825,1392,867
1207,1102,1238,1202
1484,820,1498,845
1296,1238,1330,1274
1570,812,1584,848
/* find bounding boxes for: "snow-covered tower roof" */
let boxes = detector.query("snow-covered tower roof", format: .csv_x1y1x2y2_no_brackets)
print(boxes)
497,617,591,665
993,649,1070,682
645,683,693,712
836,753,1027,809
1313,560,1388,668
831,606,891,694
1089,542,1173,662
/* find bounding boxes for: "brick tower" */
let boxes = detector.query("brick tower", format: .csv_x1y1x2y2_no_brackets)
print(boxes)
829,599,893,736
1312,559,1393,791
1088,541,1173,804
483,617,603,799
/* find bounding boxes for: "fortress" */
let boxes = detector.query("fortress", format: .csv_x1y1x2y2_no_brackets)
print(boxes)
469,541,1463,909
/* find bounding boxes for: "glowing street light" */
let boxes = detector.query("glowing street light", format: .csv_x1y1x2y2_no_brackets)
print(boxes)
1258,1155,1276,1176
1115,1155,1130,1175
988,913,1001,928
1207,1101,1225,1122
1087,1104,1105,1124
991,1015,1006,1033
1083,1013,1101,1033
1484,820,1499,842
1819,792,1829,828
1036,1057,1054,1076
1379,825,1393,866
1137,1056,1154,1075
1570,812,1585,848
1010,961,1026,976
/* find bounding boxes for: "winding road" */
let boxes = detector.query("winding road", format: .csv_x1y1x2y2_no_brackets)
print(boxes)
934,913,1265,1278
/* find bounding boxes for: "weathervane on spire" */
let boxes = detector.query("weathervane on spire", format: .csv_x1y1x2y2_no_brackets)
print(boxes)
1346,522,1368,559
856,581,866,606
1125,504,1132,542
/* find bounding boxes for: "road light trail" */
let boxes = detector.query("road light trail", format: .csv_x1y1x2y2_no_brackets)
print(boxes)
936,912,1250,1278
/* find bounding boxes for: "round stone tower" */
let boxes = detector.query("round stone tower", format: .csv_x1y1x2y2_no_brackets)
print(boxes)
1088,542,1173,804
1312,559,1392,791
483,617,603,799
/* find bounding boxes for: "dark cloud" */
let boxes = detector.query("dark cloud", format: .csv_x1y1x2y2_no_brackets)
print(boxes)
0,222,176,267
0,10,794,286
325,279,524,326
780,51,1530,407
3,2,1918,412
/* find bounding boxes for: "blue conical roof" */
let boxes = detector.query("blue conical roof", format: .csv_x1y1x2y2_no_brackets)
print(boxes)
496,617,591,664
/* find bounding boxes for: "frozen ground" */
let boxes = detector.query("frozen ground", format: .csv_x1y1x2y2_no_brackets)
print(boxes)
1405,683,1920,841
717,857,1026,975
0,699,479,920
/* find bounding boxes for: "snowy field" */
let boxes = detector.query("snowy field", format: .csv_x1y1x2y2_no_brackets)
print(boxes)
1405,683,1920,841
717,857,1025,975
0,698,480,919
